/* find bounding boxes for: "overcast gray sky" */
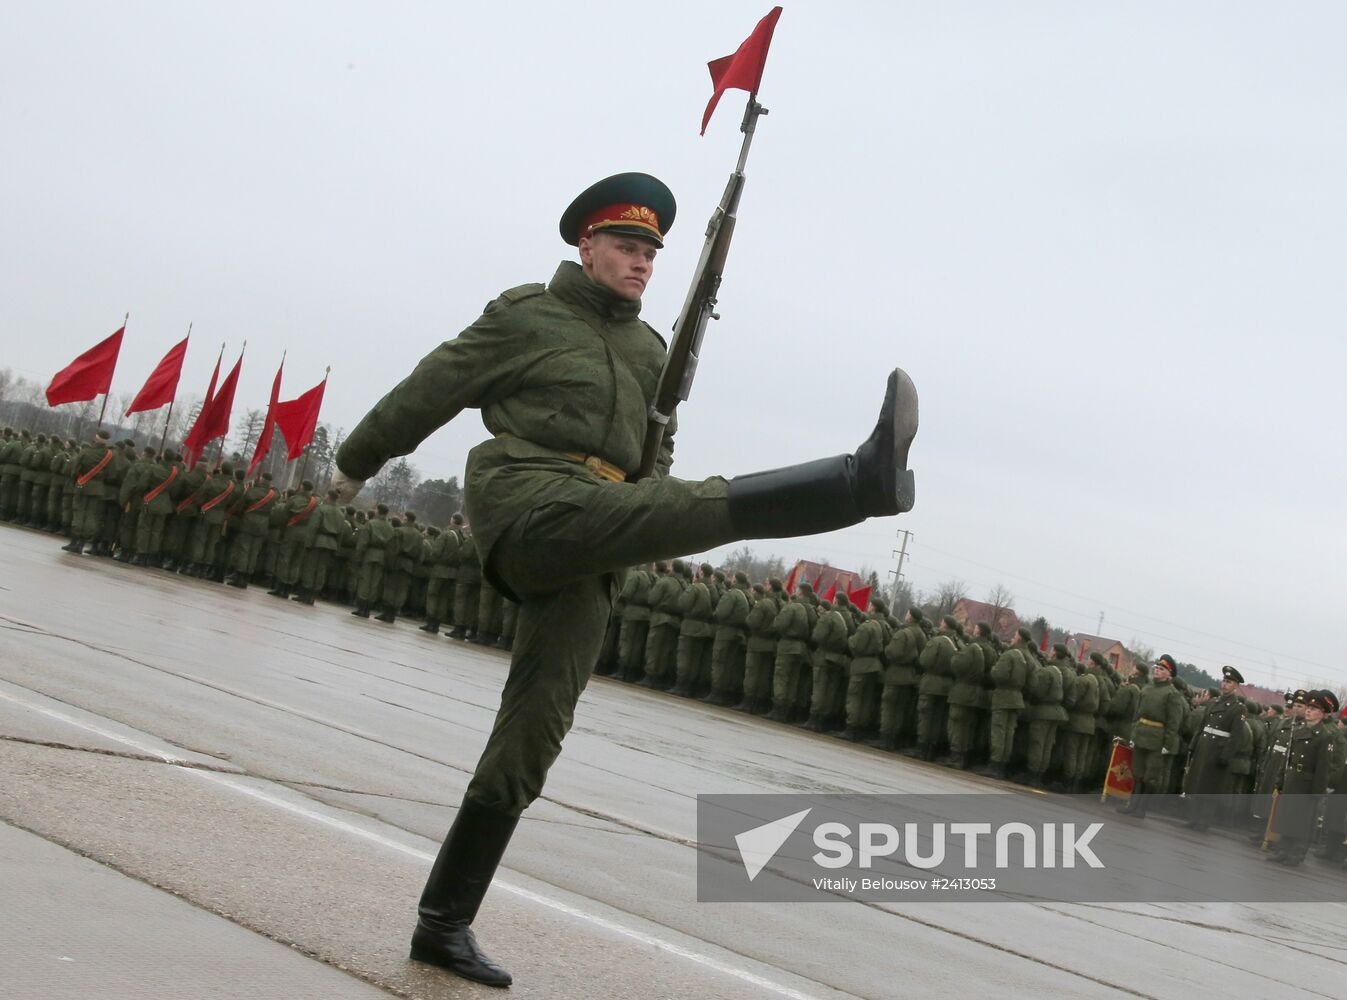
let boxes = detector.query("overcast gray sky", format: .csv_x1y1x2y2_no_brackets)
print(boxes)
5,2,1344,691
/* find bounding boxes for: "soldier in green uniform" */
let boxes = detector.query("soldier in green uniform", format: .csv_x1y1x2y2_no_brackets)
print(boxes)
378,511,425,623
869,607,926,751
295,490,350,604
269,480,319,598
705,570,751,705
1269,690,1338,864
840,598,889,742
63,430,116,555
616,562,656,682
803,596,849,732
642,557,686,689
736,578,782,714
186,463,237,578
672,563,716,697
944,620,986,769
472,574,504,644
1023,642,1068,788
448,529,481,640
983,627,1032,779
910,615,960,762
421,523,457,634
1060,655,1100,793
1122,655,1187,818
226,471,278,587
1184,665,1247,830
0,428,26,521
128,448,179,566
767,591,812,723
329,173,918,986
352,503,394,617
15,433,47,528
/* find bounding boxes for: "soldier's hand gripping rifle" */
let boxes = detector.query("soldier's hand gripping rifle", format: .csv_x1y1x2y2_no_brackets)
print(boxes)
636,97,768,481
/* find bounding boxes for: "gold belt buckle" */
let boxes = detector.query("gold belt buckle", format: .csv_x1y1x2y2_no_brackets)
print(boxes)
584,455,603,476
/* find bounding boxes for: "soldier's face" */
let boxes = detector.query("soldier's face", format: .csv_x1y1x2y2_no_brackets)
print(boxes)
580,232,657,300
1305,706,1325,725
1220,679,1238,695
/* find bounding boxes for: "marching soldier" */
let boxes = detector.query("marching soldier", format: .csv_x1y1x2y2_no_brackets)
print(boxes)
226,471,279,587
296,490,351,605
327,171,918,985
911,615,960,761
944,619,985,769
448,528,481,640
268,479,318,598
130,448,180,567
804,596,849,731
672,563,716,697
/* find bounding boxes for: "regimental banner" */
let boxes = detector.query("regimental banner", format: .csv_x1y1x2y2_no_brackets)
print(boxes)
1101,742,1135,802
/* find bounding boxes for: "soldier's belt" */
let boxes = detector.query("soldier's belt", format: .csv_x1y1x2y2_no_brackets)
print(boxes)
1202,726,1231,738
1272,745,1287,754
1137,718,1165,728
494,432,626,483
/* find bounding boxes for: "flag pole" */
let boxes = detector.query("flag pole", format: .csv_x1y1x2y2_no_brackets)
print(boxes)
158,321,191,456
94,311,129,434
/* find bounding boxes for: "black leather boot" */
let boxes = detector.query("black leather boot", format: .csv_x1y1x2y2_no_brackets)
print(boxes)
374,607,397,623
410,800,519,987
419,619,441,634
61,538,85,554
727,369,917,537
351,601,371,618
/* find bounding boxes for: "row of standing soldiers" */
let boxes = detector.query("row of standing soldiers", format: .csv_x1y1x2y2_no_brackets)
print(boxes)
1,428,519,647
598,560,1347,849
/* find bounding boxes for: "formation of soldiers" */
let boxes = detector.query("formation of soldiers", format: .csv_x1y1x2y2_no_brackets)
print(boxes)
0,427,519,647
7,425,1346,868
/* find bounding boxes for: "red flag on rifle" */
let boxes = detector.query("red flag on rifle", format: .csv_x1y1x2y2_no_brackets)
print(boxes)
247,358,285,478
184,350,243,467
820,581,837,603
701,7,783,135
848,585,872,612
125,336,189,415
46,325,124,406
1039,630,1051,653
275,371,327,461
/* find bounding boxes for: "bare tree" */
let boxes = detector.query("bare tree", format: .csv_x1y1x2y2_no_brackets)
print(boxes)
929,578,968,618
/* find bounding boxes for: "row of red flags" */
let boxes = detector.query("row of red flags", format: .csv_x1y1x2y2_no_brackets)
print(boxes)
44,323,327,473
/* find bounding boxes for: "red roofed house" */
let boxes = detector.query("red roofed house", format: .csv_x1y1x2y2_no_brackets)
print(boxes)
949,598,1019,641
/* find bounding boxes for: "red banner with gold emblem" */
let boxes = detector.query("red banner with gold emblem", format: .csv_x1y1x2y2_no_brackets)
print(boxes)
1101,741,1135,802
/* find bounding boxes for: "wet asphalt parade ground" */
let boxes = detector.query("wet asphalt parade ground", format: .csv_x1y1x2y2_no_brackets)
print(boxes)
2,524,1345,1000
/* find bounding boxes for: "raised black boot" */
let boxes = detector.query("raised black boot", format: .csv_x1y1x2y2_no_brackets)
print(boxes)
410,799,518,988
727,369,917,538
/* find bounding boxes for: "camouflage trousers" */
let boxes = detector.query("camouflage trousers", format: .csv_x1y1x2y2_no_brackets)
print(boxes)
709,634,745,699
617,617,649,678
845,672,880,731
917,693,948,749
879,683,918,742
946,703,978,755
989,708,1019,764
135,512,168,558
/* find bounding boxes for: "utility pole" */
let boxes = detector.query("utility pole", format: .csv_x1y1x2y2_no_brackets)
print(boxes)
887,529,913,605
1097,611,1105,635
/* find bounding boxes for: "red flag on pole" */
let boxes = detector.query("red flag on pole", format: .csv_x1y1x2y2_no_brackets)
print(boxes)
125,336,189,415
1040,630,1051,653
182,346,223,466
46,326,125,406
820,581,837,603
847,585,872,612
700,6,783,135
275,371,328,461
184,350,243,466
247,357,285,478
783,564,800,594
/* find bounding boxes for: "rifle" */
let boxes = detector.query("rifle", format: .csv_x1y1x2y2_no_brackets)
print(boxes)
636,97,768,481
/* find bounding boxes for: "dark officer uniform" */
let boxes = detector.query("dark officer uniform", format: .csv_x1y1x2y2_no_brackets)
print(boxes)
333,173,919,987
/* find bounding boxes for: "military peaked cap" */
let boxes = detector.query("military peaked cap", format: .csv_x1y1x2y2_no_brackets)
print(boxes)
1221,665,1244,684
1155,654,1177,671
560,172,676,248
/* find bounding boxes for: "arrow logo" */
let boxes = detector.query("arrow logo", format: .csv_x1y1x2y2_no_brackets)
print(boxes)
734,808,811,881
